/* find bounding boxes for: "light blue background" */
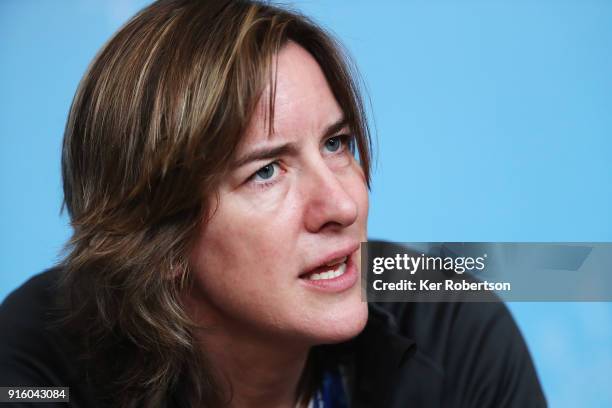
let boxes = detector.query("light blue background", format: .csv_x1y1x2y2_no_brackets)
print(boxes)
1,1,611,406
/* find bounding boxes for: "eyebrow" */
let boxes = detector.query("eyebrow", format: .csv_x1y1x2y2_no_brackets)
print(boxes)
233,117,349,168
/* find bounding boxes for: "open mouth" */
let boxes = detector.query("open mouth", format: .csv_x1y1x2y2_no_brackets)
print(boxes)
299,256,349,281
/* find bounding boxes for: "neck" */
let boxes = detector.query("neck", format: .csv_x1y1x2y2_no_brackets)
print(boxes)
184,295,313,408
201,328,311,408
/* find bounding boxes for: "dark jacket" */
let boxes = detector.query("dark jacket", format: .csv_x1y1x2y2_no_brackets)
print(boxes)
0,267,545,407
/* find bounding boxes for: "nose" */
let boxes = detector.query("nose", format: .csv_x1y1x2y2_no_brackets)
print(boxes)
302,161,359,233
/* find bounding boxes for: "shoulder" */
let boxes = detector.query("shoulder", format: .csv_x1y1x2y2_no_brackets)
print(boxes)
1,269,60,323
0,268,96,407
0,268,65,383
363,240,546,406
376,299,547,407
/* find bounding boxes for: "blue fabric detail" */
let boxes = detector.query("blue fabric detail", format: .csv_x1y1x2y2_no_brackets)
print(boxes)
312,366,348,408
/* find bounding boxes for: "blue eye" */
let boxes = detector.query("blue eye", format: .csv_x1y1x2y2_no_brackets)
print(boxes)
325,134,356,155
253,163,277,181
325,136,342,152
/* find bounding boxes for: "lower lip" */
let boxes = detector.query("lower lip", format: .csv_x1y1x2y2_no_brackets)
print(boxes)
298,254,359,293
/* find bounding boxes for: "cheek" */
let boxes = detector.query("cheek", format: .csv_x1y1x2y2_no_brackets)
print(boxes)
358,179,369,218
347,164,369,224
190,198,297,284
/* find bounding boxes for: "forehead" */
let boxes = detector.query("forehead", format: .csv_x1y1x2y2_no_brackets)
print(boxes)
241,42,345,148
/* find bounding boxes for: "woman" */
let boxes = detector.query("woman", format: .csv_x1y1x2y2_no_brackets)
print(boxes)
63,0,369,405
0,1,545,407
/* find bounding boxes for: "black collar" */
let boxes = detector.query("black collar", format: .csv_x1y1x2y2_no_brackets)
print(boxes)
345,303,417,407
170,304,418,408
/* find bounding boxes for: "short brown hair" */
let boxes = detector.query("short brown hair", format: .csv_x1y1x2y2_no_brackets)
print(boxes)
60,0,372,406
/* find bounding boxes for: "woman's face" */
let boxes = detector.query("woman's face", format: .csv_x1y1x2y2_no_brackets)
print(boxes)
189,42,369,346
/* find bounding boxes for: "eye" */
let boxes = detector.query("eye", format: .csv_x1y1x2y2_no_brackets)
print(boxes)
324,134,355,155
251,162,280,182
325,136,342,152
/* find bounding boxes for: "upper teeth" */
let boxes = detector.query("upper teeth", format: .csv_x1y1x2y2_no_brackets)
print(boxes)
309,261,347,281
326,256,347,266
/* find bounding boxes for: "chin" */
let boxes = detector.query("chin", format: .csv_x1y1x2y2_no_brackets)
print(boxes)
311,300,369,345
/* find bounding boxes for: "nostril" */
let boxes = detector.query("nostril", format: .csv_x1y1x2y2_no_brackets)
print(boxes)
318,220,346,232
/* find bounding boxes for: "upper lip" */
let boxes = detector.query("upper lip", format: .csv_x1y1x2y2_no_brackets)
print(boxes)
299,242,360,277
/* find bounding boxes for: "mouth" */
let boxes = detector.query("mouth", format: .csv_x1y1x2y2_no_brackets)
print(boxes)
298,244,360,292
300,256,349,281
